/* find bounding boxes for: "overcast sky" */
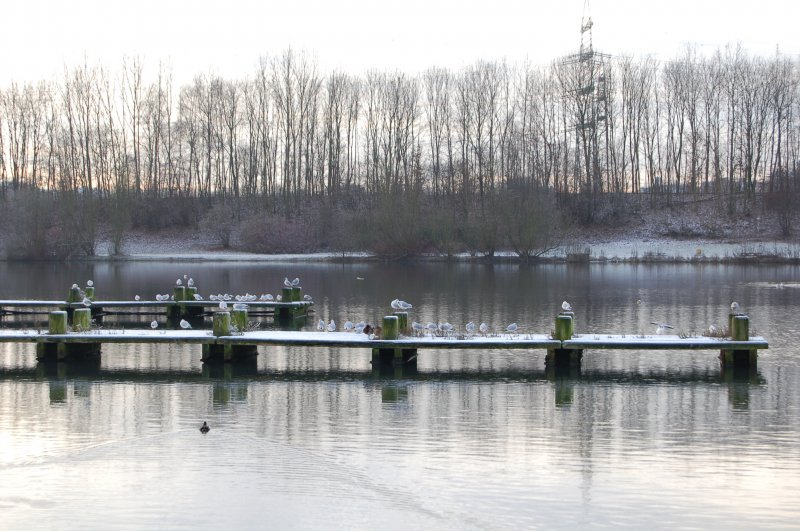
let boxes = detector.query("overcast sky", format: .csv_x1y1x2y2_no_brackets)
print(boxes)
2,0,798,86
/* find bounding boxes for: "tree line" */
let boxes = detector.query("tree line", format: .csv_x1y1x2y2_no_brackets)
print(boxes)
0,46,798,258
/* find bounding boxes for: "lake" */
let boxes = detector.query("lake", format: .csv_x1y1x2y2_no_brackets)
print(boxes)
0,261,798,529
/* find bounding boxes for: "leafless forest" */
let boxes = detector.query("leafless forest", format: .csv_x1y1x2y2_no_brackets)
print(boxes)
0,46,798,258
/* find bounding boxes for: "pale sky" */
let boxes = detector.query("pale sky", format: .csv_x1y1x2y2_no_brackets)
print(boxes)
1,0,798,86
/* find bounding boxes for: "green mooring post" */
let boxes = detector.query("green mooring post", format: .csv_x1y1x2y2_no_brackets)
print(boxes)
232,309,248,333
67,284,82,304
547,314,582,368
722,315,757,369
84,286,95,300
394,312,409,334
72,308,92,332
212,311,232,336
49,311,68,334
291,286,302,302
554,314,573,341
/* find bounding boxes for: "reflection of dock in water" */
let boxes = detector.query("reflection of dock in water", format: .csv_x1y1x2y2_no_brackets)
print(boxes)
0,362,764,409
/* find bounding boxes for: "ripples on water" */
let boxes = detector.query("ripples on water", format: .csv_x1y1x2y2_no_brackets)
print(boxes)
0,262,799,528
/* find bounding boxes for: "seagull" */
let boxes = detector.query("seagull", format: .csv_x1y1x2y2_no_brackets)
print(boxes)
219,301,228,310
412,322,424,335
318,319,325,331
87,280,94,287
292,278,300,287
265,294,274,301
276,295,282,302
233,303,248,311
465,322,476,334
562,301,572,312
72,283,79,290
344,320,354,332
284,277,292,287
440,323,454,334
200,421,210,434
303,294,312,301
355,323,365,334
390,299,401,310
193,294,203,301
327,320,336,332
187,278,194,287
506,323,518,334
356,277,365,281
183,274,189,280
651,322,674,334
398,300,413,311
180,319,191,329
479,322,489,334
176,279,183,286
151,320,158,329
134,295,140,301
82,297,92,307
730,302,741,313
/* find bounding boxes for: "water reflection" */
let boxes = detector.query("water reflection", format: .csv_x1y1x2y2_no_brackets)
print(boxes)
3,361,766,411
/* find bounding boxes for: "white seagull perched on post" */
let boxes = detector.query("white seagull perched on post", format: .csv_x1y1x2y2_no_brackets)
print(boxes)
180,319,191,329
176,279,183,286
730,302,741,314
292,278,300,287
398,300,412,311
284,278,292,287
562,301,572,312
390,299,401,310
187,278,194,287
87,280,94,287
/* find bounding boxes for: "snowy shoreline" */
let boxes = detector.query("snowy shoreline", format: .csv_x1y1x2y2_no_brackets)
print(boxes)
6,237,797,263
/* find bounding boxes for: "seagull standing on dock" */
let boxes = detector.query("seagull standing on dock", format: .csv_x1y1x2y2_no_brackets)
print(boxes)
327,320,336,332
193,294,203,301
412,322,424,335
506,323,518,335
318,319,325,331
344,321,354,332
479,322,489,335
135,295,140,301
465,322,476,335
180,319,191,329
151,320,158,329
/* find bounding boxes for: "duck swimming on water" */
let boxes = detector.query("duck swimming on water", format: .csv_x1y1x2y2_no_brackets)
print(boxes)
200,421,210,434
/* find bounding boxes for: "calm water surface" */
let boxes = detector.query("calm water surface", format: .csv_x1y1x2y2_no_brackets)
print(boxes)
0,261,799,529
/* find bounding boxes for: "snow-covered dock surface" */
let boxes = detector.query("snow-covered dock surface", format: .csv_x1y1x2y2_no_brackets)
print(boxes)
0,329,768,350
0,300,312,309
564,334,769,350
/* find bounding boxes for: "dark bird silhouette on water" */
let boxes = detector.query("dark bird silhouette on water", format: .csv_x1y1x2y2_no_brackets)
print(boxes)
200,421,210,434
